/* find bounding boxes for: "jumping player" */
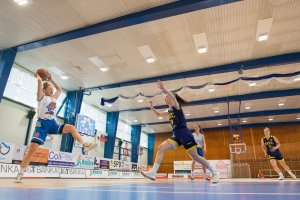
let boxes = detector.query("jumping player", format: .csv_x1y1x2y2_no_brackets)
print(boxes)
261,127,296,180
141,81,219,183
15,71,92,183
190,124,209,180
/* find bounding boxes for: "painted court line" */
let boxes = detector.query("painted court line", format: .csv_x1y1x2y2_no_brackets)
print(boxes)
116,185,215,190
64,188,300,196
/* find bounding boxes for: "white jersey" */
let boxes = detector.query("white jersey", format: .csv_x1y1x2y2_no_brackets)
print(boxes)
37,96,57,120
192,133,204,148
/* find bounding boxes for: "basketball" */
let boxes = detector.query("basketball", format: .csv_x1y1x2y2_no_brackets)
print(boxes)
36,68,50,81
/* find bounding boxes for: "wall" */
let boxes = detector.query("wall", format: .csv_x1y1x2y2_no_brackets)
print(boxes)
153,124,300,177
0,99,30,145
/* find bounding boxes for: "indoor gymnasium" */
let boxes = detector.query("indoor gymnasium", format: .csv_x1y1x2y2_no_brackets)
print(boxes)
0,0,300,199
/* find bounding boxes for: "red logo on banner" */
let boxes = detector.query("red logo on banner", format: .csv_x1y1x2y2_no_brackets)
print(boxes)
100,134,107,142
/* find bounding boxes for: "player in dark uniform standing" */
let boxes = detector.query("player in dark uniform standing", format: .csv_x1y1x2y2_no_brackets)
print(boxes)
261,127,296,180
141,81,219,183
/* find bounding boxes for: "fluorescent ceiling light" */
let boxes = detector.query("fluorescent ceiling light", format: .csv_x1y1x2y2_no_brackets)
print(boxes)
294,77,300,81
256,18,273,42
217,123,222,126
242,120,247,123
137,99,144,103
138,45,157,63
249,82,257,87
245,106,251,110
146,57,156,63
14,0,32,6
88,56,110,71
268,118,274,121
297,117,300,120
158,117,163,120
185,113,191,116
106,104,112,107
214,110,220,113
197,47,207,54
208,88,215,93
257,34,269,41
99,67,110,72
278,103,284,106
193,33,208,54
60,75,70,80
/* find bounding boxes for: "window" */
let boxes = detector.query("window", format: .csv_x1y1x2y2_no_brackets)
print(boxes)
4,66,67,114
116,120,131,142
56,92,66,118
80,101,107,133
140,131,148,148
4,67,37,108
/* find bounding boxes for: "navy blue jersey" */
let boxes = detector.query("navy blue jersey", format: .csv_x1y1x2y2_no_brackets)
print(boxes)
168,106,187,130
263,136,281,155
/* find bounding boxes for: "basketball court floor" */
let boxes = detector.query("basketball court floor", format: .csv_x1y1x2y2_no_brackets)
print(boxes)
0,178,299,200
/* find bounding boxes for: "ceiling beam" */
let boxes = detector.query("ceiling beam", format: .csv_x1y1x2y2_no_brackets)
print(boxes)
145,108,300,126
85,52,300,92
120,88,300,112
14,0,240,52
154,121,300,134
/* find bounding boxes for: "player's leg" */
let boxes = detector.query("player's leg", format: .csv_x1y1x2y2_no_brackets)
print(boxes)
191,159,196,180
61,124,92,152
278,159,296,179
15,142,40,183
269,158,284,180
141,138,178,180
182,132,219,183
188,148,219,183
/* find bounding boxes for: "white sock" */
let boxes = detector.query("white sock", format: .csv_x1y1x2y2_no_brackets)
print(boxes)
288,171,294,175
207,165,216,176
278,172,284,177
20,168,25,174
152,163,160,173
80,139,89,145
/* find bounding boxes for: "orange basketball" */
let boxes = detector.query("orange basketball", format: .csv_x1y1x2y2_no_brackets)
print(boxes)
36,68,50,81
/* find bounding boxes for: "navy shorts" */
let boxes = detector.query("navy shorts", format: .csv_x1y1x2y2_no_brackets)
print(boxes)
268,151,284,161
168,127,198,151
31,118,64,145
197,147,204,157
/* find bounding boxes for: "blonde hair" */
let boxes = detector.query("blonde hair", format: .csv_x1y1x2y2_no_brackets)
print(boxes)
43,82,51,89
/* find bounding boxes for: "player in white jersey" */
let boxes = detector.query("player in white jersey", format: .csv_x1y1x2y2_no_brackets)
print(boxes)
190,124,209,180
15,72,92,183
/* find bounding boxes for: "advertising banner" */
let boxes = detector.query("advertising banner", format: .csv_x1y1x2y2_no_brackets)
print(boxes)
0,163,59,178
110,159,124,170
23,165,60,177
0,163,19,178
12,145,26,164
86,169,108,178
131,163,138,171
60,168,86,178
0,141,15,164
48,150,77,167
74,155,94,169
107,170,121,178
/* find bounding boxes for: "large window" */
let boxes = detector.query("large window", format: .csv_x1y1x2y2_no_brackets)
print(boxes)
116,120,131,142
4,66,67,113
80,101,107,133
140,131,148,148
4,67,37,108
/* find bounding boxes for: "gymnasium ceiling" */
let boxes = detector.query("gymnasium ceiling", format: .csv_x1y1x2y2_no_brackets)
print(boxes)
1,0,300,133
